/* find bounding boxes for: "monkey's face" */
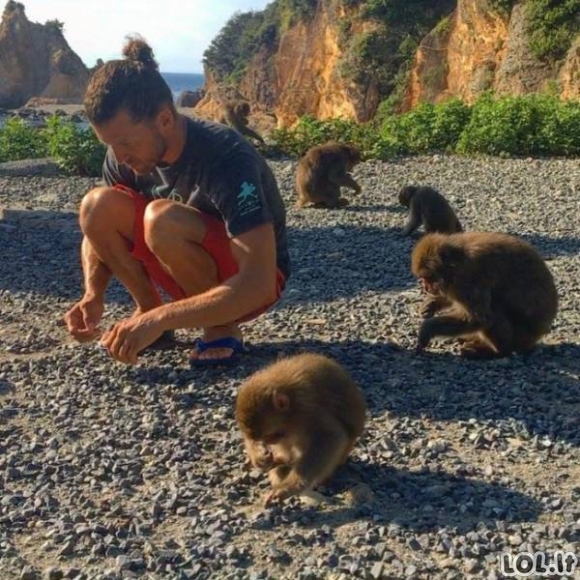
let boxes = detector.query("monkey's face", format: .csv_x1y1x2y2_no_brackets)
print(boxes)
240,409,297,469
398,186,415,207
344,146,362,169
418,275,442,295
244,437,277,470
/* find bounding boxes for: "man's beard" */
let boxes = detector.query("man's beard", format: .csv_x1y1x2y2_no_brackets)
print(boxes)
154,133,169,167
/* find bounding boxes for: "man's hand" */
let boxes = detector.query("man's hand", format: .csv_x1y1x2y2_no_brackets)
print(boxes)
64,296,104,342
100,313,164,365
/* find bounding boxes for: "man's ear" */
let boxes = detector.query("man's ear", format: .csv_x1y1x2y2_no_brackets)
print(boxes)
272,391,290,412
157,106,175,131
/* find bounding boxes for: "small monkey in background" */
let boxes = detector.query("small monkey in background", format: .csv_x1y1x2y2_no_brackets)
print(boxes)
295,142,362,209
220,99,266,145
412,232,558,357
235,353,367,506
399,185,463,236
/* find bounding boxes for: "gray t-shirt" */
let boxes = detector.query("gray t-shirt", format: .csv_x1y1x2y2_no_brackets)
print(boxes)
102,117,290,279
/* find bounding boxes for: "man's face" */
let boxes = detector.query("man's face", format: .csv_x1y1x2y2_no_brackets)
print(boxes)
92,109,169,175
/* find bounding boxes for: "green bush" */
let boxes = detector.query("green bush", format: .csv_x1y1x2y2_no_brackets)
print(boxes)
43,116,106,176
270,115,394,159
381,98,471,154
0,118,47,162
527,0,580,62
457,93,580,156
270,93,579,159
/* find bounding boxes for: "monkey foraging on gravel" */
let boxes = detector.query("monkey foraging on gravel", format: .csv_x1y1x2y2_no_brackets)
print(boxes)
295,142,362,209
399,185,463,236
220,99,265,145
236,353,367,506
412,232,558,358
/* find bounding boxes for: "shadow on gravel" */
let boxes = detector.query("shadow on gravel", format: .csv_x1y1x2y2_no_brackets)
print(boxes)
0,378,15,395
287,224,416,301
519,233,580,258
0,209,85,299
1,219,415,302
0,212,144,306
341,203,402,214
234,338,580,447
308,461,543,533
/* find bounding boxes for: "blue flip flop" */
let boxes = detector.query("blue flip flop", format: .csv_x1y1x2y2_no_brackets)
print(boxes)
189,336,246,367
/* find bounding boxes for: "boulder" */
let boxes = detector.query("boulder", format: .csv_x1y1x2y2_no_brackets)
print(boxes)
175,88,205,108
0,2,89,108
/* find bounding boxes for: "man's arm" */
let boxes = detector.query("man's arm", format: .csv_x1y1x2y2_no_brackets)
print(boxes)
99,222,279,363
64,237,112,341
81,236,113,299
152,222,278,330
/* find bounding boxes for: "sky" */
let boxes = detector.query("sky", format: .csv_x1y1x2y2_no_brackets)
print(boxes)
20,0,272,73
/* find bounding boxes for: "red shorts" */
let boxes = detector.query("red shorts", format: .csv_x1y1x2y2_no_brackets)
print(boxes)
115,185,286,323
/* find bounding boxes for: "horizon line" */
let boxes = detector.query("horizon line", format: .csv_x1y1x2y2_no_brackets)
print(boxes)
160,71,205,75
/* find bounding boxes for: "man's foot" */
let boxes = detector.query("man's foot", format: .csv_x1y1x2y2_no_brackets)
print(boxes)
189,326,244,365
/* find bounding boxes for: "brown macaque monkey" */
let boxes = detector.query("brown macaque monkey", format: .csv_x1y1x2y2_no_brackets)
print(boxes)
295,142,362,209
412,232,558,358
399,185,463,236
235,353,367,506
220,99,265,145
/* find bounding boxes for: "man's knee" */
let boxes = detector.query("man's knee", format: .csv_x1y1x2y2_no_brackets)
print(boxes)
143,199,204,253
80,186,131,236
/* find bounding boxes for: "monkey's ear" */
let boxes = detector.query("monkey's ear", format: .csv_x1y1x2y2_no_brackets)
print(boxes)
272,391,291,412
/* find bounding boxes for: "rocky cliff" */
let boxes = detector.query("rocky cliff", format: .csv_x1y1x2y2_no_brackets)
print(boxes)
195,2,371,126
0,1,89,109
407,0,579,108
197,0,579,127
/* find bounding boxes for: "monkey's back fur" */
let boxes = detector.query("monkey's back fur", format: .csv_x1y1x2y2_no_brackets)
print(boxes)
236,353,366,443
412,232,558,337
295,142,361,208
399,185,462,235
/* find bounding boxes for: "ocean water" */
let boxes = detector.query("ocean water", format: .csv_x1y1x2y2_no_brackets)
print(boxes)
161,72,205,100
0,72,205,128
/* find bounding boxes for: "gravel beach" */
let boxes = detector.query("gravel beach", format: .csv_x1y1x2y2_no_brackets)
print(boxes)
0,154,579,580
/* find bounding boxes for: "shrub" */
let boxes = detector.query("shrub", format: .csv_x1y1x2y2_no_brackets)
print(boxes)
270,115,394,159
527,0,580,62
0,118,47,162
457,93,580,156
43,116,106,176
381,98,471,154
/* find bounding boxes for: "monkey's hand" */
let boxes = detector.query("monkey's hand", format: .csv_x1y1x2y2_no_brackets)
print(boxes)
420,295,450,318
264,487,299,507
415,322,433,354
420,299,438,318
264,466,307,506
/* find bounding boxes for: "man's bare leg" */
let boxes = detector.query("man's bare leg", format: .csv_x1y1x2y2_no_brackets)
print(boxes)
143,199,242,361
81,186,162,315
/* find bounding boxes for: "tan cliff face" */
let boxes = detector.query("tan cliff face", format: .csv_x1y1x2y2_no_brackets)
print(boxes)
0,2,88,109
559,37,580,100
198,0,578,128
407,0,579,109
196,2,377,127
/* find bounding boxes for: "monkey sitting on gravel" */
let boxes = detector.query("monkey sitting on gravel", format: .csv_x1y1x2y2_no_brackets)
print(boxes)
295,142,362,209
398,185,463,236
235,353,367,506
